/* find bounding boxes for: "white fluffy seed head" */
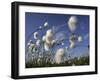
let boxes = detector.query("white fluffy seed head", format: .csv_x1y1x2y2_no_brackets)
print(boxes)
44,43,50,51
44,22,48,27
45,29,53,44
37,58,41,63
27,42,30,46
52,40,56,44
43,29,55,51
36,40,41,46
33,32,39,39
55,48,65,64
57,48,65,56
68,16,77,32
42,35,46,41
78,36,82,42
29,40,32,42
46,29,53,36
69,42,75,49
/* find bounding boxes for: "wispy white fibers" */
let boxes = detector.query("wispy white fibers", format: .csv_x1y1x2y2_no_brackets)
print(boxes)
36,39,41,46
64,47,69,61
28,43,35,54
69,42,75,49
68,16,77,32
55,32,66,42
27,40,32,46
52,40,56,44
42,35,46,42
28,43,35,50
44,43,50,51
78,36,83,42
44,29,55,51
33,32,40,40
55,48,65,64
37,58,41,64
44,21,48,28
27,42,30,46
45,29,54,44
44,39,56,51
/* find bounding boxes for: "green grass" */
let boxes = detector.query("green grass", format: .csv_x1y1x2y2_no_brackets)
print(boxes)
26,56,89,68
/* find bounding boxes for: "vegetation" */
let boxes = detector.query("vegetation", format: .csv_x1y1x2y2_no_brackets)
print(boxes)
25,16,89,68
26,56,89,68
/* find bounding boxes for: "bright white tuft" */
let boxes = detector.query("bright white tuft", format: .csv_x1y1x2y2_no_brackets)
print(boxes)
44,22,48,27
55,48,65,64
78,36,83,42
44,43,50,51
33,32,40,39
42,35,46,41
69,42,75,49
68,16,77,32
36,40,41,46
45,29,53,44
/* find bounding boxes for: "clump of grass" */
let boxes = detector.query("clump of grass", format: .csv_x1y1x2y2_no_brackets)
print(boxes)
26,56,89,68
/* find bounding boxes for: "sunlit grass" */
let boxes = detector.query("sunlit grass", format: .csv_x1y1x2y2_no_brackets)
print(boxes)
26,56,89,68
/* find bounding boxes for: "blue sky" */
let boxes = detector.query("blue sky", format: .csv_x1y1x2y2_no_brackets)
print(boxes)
25,12,89,58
